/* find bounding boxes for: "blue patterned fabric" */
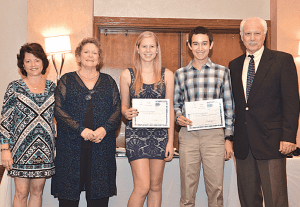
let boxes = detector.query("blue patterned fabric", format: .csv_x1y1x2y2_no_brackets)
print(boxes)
125,68,168,162
0,79,56,177
246,55,255,100
51,72,121,201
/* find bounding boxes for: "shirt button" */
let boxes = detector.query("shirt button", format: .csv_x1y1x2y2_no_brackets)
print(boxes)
245,107,249,110
245,122,247,125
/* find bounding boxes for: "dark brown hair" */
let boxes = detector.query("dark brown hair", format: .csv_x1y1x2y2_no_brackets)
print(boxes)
17,43,49,76
188,26,213,46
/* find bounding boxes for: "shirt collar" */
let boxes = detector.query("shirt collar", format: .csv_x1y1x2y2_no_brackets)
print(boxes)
187,58,213,70
246,46,264,59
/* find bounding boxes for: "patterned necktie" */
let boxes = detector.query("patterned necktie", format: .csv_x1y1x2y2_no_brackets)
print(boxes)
246,55,255,100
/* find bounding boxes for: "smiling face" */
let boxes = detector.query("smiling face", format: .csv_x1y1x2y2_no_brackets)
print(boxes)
78,43,99,69
23,52,43,77
188,34,213,63
241,19,266,54
137,36,158,63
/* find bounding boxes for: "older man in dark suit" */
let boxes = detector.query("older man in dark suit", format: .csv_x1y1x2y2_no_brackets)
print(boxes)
229,17,299,207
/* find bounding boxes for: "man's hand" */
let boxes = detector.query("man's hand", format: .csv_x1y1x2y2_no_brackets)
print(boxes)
224,140,234,160
279,141,296,155
177,115,192,127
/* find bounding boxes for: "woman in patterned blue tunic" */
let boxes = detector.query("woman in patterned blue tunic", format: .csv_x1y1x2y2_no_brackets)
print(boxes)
120,31,174,207
0,43,55,207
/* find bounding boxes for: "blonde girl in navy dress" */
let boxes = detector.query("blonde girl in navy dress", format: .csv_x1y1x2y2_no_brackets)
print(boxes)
120,31,175,207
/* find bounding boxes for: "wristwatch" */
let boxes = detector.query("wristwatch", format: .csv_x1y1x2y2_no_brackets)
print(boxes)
225,135,234,141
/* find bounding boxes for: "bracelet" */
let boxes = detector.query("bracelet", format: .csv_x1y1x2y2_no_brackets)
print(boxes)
1,147,10,152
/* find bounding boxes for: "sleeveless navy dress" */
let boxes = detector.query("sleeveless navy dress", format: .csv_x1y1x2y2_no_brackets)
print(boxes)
125,68,168,162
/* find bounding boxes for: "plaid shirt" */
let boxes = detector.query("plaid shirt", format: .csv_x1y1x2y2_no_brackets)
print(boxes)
174,59,234,136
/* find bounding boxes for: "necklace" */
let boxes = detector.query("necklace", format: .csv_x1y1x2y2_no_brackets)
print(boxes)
25,78,44,90
78,69,99,80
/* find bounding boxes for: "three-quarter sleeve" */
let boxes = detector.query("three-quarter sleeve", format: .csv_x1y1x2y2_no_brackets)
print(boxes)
0,82,17,145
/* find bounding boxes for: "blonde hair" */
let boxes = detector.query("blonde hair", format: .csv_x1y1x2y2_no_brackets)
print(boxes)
132,31,162,97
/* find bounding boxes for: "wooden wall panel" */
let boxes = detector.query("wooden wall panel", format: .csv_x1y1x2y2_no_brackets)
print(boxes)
94,16,271,149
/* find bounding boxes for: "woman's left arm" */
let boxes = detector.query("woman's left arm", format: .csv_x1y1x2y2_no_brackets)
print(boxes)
164,69,175,161
94,76,121,143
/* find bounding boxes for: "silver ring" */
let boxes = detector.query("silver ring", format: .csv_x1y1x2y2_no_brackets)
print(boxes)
100,138,102,140
84,138,88,141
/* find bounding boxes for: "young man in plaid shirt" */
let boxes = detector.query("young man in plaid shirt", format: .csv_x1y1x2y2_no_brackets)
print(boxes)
174,26,235,207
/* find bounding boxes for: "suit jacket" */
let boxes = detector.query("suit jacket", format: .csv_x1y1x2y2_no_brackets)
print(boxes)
229,47,299,160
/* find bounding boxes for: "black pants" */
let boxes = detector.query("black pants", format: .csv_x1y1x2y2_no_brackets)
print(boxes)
59,198,109,207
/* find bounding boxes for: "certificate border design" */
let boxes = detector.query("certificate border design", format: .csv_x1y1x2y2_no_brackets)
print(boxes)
132,99,170,128
186,99,225,131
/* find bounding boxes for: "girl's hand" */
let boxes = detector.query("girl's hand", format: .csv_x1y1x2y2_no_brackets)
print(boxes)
124,108,139,120
164,142,174,162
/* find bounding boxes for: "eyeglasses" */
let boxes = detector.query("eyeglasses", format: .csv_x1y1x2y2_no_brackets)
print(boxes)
85,90,96,100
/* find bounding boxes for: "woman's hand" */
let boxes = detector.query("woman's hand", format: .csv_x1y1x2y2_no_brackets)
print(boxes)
93,127,107,143
81,128,96,141
164,142,174,162
1,146,13,171
124,108,139,120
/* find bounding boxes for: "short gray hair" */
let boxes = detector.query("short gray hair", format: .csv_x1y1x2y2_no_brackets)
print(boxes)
240,17,268,35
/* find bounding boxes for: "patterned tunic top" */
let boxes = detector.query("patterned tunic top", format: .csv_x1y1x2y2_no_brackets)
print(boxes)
0,79,56,178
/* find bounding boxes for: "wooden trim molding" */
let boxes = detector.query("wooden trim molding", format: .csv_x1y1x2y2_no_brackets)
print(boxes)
94,16,271,48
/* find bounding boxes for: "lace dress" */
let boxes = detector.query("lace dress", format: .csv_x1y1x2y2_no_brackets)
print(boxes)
125,68,168,162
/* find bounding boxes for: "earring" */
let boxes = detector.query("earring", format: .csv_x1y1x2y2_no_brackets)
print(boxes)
138,52,139,54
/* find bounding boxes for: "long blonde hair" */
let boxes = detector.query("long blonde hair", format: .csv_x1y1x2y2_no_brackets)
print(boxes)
132,31,162,97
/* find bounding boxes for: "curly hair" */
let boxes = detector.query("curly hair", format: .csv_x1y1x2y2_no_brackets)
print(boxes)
17,43,49,76
75,37,102,71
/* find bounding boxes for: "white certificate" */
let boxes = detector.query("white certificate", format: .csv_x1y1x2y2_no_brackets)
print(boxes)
132,99,170,128
185,99,225,131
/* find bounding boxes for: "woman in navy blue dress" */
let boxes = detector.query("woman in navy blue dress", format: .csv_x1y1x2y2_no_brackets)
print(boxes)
51,38,121,207
120,31,174,207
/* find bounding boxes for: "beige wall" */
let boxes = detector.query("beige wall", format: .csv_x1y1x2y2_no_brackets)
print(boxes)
0,1,27,108
27,0,94,81
2,0,300,146
271,0,300,146
94,0,270,20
